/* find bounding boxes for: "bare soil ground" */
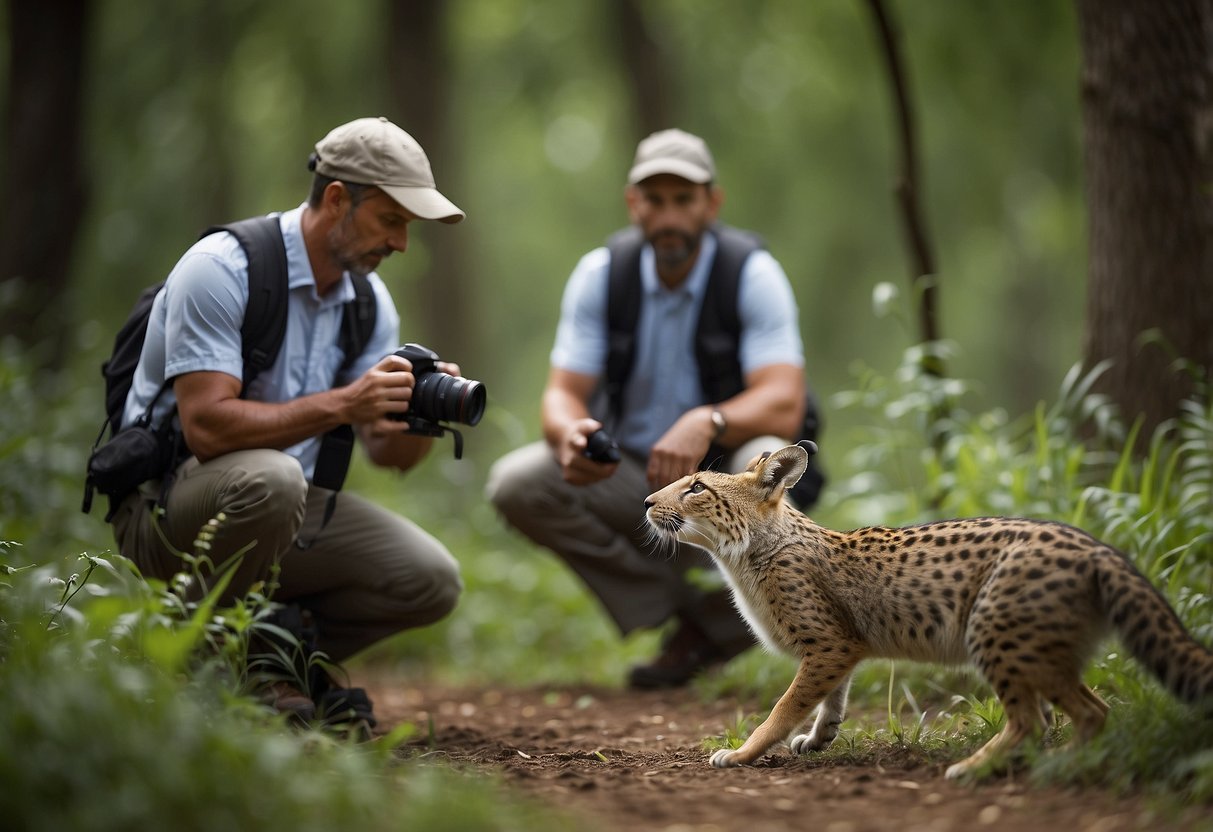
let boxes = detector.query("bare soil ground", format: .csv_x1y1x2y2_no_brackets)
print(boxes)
362,676,1211,832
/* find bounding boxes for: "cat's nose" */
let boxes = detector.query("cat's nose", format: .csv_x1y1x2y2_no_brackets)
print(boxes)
644,498,654,509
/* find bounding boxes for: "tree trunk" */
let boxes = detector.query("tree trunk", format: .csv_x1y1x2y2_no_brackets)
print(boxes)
0,0,91,368
611,0,673,137
1077,0,1213,436
386,0,475,365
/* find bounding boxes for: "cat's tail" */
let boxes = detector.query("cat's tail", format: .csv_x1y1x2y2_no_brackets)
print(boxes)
1095,548,1213,704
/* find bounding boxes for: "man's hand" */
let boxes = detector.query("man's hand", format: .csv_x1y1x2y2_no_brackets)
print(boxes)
646,407,715,491
343,353,417,436
557,418,619,486
355,353,468,470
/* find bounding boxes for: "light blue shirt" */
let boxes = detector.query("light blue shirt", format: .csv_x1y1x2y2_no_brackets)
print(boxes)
123,204,401,479
551,230,804,457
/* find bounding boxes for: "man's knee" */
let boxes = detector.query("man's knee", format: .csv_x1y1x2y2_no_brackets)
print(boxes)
239,450,309,511
199,449,308,520
408,554,463,627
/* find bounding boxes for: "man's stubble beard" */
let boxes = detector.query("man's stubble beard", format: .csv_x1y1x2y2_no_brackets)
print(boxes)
330,215,391,277
648,228,702,270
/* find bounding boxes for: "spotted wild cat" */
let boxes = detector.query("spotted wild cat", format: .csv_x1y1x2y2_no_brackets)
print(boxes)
644,443,1213,779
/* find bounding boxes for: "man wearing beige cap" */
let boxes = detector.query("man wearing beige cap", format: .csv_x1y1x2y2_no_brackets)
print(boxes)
487,128,823,688
107,117,467,722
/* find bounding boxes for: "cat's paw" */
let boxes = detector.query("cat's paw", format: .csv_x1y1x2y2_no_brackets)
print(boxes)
710,748,742,768
944,760,973,781
790,730,835,755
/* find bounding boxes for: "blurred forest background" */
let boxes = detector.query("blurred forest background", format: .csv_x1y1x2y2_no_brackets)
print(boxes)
6,7,1213,826
2,1,1211,673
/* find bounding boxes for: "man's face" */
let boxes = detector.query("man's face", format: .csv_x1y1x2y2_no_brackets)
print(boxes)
626,174,721,271
328,186,415,277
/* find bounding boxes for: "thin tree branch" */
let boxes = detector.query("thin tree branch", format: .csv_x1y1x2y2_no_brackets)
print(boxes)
865,0,943,371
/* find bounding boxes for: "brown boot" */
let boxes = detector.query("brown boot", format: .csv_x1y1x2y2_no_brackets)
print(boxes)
628,620,736,690
259,680,316,725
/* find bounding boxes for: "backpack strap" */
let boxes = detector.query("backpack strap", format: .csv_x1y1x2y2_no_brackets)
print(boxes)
695,225,763,405
300,270,379,548
339,273,377,373
201,216,289,393
603,226,646,423
203,218,377,382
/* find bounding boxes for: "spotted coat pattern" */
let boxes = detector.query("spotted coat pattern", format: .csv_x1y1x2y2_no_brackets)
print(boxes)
644,445,1213,779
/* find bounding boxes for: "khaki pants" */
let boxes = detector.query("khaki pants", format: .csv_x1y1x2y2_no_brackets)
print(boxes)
485,437,786,656
111,449,462,662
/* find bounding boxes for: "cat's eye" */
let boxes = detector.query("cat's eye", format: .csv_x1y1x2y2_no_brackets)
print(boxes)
688,481,706,494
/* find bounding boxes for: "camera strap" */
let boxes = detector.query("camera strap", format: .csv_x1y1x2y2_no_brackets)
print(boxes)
295,423,355,550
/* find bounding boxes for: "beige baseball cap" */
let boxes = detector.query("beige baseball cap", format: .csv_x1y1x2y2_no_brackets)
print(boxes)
627,128,716,185
312,116,465,223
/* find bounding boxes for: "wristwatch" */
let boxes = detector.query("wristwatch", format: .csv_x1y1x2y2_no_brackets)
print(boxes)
710,408,727,441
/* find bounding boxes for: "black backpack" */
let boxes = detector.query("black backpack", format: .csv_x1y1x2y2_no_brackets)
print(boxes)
83,216,377,520
603,223,826,510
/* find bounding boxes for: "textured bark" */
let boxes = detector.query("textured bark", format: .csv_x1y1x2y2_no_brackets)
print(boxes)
0,0,91,368
387,0,474,364
1077,0,1213,434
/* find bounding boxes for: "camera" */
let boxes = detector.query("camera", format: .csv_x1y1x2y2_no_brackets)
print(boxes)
390,343,487,458
583,428,622,464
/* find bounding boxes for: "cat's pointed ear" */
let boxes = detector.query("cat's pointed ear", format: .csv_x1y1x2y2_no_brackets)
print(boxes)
757,444,807,498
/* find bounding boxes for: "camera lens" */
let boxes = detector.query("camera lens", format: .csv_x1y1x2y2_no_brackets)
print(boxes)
413,372,487,427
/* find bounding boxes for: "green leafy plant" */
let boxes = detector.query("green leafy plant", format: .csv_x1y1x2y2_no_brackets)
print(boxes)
701,708,764,752
0,541,576,832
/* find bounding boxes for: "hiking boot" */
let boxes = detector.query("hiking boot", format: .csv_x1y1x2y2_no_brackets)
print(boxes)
318,687,377,741
628,620,735,690
259,680,316,725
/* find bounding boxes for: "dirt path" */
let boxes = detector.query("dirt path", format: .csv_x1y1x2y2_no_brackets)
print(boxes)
364,677,1208,832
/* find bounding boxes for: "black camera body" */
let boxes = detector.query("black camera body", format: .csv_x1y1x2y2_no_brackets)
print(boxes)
390,343,486,458
583,428,622,464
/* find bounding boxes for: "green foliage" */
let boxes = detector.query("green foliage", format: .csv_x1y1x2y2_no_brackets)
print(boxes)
0,342,99,555
0,542,572,832
1032,671,1213,803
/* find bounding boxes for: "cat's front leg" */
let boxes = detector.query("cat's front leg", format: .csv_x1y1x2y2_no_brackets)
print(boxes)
711,654,858,768
790,670,853,754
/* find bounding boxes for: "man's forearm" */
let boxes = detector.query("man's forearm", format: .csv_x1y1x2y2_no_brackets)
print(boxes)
715,365,806,446
541,386,594,449
181,387,350,462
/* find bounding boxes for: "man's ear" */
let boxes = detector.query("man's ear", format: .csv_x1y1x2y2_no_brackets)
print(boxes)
624,184,642,224
322,180,352,215
707,184,724,222
757,444,807,498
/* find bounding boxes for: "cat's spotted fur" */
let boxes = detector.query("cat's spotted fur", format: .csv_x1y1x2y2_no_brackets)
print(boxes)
644,443,1212,779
